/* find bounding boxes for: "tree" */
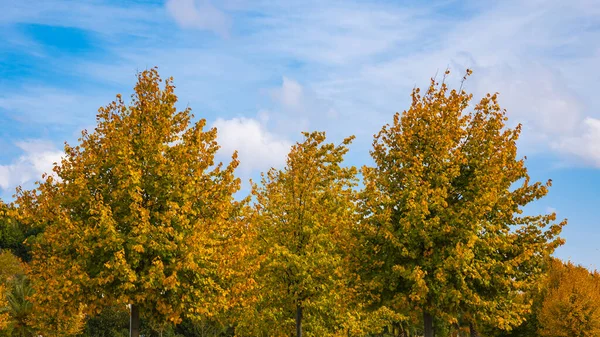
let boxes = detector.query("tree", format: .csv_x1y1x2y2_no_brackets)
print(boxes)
244,131,359,337
360,71,565,337
16,68,245,337
538,259,600,337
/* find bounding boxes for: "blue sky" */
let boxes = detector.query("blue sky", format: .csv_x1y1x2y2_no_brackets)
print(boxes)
0,0,598,268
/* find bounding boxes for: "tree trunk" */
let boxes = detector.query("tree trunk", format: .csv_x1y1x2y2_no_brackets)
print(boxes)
469,323,480,337
423,311,434,337
130,304,140,337
296,304,303,337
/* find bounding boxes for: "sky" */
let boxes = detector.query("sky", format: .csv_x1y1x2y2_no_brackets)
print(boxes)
0,0,598,269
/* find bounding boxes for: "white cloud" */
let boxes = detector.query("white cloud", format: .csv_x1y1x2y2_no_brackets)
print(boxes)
212,117,291,174
552,118,600,167
166,0,230,36
272,77,304,110
0,140,63,193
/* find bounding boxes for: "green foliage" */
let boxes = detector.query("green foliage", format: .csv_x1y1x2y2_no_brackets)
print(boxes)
360,71,565,334
0,202,34,262
0,275,35,337
242,131,361,336
0,251,23,286
78,306,129,337
0,250,34,336
173,317,233,337
78,307,233,337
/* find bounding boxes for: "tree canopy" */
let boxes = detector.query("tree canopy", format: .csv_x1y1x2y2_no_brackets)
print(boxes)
244,132,361,337
0,68,575,337
360,71,566,336
15,68,245,336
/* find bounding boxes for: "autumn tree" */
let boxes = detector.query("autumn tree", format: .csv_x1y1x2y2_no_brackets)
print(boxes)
15,68,245,337
360,71,565,337
244,131,360,337
537,259,600,337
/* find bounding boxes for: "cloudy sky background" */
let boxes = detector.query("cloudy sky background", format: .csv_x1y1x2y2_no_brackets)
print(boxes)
1,0,599,268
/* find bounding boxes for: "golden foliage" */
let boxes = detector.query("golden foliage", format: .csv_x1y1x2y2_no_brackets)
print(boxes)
538,259,600,337
15,68,245,335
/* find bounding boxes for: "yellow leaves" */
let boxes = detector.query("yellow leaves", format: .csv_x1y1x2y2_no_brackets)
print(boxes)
538,260,600,337
132,244,145,253
496,316,507,330
434,269,447,283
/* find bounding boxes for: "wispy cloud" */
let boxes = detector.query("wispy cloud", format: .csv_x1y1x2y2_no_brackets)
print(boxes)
0,86,101,126
1,0,600,193
166,0,231,37
1,0,164,37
